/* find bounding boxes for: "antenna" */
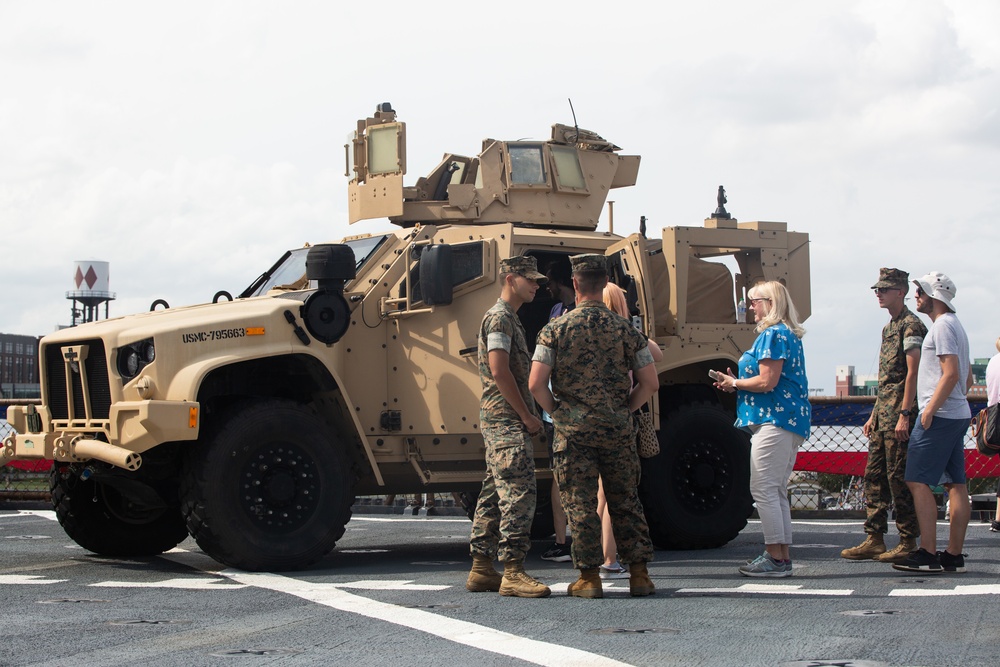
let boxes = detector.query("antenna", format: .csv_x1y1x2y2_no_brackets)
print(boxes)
567,98,579,143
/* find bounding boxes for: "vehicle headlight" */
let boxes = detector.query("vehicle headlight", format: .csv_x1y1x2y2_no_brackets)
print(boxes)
116,338,155,381
118,348,140,379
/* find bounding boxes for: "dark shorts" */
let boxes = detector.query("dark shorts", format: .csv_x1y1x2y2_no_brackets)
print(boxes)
904,414,970,486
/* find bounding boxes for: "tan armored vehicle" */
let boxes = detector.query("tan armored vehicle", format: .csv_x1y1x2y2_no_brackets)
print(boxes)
3,103,810,571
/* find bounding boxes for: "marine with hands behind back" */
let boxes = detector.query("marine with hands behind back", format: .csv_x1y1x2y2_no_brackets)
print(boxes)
529,254,659,599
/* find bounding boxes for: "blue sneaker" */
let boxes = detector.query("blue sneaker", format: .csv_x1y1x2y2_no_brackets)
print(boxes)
739,552,791,578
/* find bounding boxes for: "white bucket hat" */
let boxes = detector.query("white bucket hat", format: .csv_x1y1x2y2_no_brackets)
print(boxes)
912,271,957,312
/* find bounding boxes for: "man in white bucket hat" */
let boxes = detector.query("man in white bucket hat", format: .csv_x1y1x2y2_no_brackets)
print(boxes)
892,271,973,575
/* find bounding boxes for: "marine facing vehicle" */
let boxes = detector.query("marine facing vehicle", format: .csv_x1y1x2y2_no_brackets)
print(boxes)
2,103,810,571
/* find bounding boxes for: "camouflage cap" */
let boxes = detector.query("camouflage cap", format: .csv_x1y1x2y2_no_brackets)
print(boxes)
499,255,547,283
569,253,607,274
871,267,908,290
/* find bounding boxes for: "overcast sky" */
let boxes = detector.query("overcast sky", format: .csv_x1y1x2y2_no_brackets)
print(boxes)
3,0,999,392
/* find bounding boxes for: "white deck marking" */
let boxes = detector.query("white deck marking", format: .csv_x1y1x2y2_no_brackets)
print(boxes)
676,583,854,596
0,574,66,585
91,577,246,590
332,579,448,591
4,510,57,521
222,570,635,667
889,583,1000,597
160,549,634,667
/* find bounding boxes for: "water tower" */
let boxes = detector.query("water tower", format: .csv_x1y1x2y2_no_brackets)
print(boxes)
66,260,116,326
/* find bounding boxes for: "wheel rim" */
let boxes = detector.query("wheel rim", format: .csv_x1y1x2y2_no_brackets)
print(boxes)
99,484,167,525
240,442,320,532
671,437,732,514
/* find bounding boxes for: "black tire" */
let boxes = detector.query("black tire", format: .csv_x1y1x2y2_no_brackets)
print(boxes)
180,399,353,571
639,402,753,550
50,466,188,557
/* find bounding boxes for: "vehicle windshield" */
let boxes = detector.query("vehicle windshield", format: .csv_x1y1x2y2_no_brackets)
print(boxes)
240,235,389,298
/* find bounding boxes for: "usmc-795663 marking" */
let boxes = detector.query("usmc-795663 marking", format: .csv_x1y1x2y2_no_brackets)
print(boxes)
182,328,246,344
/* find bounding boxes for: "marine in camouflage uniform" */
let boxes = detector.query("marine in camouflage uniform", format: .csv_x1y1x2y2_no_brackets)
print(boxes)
841,268,926,562
530,254,659,598
468,255,550,597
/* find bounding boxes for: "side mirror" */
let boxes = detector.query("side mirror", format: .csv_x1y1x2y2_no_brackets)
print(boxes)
418,244,453,306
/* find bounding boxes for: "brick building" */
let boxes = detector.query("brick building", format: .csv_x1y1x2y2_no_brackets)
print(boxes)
0,333,40,399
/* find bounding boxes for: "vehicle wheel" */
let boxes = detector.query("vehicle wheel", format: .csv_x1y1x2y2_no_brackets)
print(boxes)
639,402,753,550
50,466,188,557
180,399,353,571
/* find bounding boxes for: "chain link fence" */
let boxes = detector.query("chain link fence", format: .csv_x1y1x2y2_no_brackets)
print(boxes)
1,416,51,501
4,398,998,508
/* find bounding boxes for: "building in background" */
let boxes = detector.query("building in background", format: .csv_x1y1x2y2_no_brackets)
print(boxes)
0,333,40,399
837,359,990,401
834,365,877,397
968,357,990,401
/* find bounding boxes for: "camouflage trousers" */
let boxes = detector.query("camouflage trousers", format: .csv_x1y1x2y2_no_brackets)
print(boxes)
553,437,653,569
864,430,917,538
469,424,537,563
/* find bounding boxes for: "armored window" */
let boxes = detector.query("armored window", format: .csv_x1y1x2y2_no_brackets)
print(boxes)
508,145,547,185
368,124,403,175
551,146,587,192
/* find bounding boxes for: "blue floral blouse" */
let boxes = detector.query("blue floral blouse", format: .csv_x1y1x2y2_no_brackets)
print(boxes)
734,322,811,439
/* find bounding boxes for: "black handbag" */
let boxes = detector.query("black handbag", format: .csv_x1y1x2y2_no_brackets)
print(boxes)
972,403,1000,456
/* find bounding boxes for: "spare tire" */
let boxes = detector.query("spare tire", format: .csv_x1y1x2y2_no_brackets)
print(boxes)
639,402,753,550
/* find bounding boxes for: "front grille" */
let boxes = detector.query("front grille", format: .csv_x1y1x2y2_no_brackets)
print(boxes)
44,339,112,421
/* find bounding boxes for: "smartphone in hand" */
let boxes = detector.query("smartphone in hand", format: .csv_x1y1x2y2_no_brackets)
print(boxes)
708,369,723,381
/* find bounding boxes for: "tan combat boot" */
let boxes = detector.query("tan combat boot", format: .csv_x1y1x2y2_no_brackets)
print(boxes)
567,567,603,599
840,534,886,560
629,561,655,597
875,537,917,563
499,560,551,598
466,554,503,592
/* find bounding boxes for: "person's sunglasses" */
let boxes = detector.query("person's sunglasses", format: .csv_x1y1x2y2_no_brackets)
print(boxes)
748,297,771,304
873,287,898,294
915,287,925,297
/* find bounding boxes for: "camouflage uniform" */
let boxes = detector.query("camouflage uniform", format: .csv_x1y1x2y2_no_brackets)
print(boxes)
470,258,545,563
532,256,655,569
864,273,926,538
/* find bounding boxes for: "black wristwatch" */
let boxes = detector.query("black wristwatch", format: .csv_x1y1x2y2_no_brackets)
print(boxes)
900,409,912,417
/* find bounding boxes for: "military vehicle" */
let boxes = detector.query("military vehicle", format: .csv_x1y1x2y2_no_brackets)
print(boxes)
2,103,810,571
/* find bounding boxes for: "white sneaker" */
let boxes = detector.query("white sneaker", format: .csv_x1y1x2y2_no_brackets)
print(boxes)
599,562,629,579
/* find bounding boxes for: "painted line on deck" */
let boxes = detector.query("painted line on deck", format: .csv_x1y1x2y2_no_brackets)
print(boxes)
222,569,634,667
889,583,1000,597
162,550,632,667
675,583,854,596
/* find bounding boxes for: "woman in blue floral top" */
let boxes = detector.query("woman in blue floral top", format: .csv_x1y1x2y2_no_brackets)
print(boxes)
714,280,810,578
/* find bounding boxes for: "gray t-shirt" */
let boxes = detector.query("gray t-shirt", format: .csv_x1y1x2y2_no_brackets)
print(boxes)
917,312,971,419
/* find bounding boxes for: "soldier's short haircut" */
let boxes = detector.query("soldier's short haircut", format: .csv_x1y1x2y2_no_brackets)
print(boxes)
574,270,608,295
